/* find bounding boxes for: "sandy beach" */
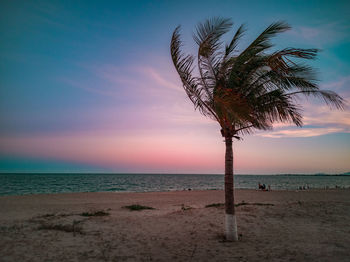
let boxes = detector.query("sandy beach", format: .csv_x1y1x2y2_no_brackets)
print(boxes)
0,189,349,261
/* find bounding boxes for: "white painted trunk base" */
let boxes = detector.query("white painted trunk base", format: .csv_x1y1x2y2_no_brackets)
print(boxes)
225,214,238,241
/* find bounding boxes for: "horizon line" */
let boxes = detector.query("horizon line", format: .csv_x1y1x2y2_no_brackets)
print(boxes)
0,172,349,176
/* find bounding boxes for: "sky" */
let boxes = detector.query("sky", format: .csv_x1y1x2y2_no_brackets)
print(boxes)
0,0,349,174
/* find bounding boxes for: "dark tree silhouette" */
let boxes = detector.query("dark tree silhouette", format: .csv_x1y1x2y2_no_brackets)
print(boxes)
170,17,344,241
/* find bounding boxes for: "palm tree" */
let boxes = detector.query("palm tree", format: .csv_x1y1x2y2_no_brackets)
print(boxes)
170,17,344,241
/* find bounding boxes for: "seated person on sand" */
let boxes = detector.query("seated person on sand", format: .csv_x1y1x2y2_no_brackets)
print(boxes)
258,183,268,191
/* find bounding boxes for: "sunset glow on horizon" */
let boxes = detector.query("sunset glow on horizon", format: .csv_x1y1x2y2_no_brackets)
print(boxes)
1,0,349,174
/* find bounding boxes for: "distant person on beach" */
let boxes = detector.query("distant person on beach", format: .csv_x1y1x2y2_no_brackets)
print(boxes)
258,183,269,191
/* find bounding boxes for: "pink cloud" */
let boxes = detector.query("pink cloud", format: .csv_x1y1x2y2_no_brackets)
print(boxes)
261,127,344,138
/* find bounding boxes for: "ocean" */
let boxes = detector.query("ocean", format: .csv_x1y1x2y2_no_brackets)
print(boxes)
0,173,349,196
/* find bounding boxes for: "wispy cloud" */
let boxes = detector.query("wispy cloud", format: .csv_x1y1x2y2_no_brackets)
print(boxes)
60,61,214,133
65,63,183,98
261,127,344,138
297,27,321,40
320,76,350,97
289,22,350,47
137,66,181,91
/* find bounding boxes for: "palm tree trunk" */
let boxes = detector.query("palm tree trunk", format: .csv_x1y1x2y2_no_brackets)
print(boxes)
224,136,238,241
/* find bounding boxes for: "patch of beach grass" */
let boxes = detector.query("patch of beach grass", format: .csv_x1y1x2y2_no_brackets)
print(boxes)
0,224,24,233
38,220,83,235
37,213,71,218
39,213,56,218
206,202,274,208
236,202,274,207
80,210,110,217
123,204,155,211
205,203,224,208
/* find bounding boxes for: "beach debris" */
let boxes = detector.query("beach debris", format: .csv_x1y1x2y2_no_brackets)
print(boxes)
181,204,192,211
190,243,197,260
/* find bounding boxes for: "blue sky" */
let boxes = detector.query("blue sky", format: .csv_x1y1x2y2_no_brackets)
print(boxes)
0,0,349,173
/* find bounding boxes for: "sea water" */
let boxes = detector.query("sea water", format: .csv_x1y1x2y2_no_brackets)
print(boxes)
0,173,349,196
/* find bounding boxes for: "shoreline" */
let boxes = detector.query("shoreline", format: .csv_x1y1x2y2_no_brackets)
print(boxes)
1,186,349,198
2,173,349,197
1,189,349,261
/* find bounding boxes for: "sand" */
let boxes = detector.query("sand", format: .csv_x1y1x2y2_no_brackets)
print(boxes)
0,189,349,261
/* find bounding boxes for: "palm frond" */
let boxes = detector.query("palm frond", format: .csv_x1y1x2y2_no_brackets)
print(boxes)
170,26,219,120
267,48,318,74
240,21,291,58
193,18,233,105
285,90,345,110
227,22,291,91
225,24,246,58
193,17,233,56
